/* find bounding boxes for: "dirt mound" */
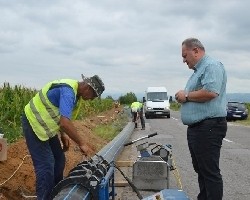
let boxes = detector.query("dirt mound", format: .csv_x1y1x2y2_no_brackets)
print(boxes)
0,106,123,200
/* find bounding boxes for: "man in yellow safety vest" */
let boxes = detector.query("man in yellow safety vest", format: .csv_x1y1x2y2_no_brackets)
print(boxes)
131,101,145,130
21,74,105,200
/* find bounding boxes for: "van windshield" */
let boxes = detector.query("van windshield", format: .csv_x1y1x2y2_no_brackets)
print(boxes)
147,92,168,101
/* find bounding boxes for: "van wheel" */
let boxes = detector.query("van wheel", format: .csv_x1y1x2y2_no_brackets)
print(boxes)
167,114,170,118
145,114,149,119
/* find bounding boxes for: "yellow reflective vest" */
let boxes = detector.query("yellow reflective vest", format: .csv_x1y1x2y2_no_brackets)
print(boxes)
131,102,143,112
24,79,82,141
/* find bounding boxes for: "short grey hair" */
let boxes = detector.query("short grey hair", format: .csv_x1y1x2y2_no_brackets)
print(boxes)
182,38,205,51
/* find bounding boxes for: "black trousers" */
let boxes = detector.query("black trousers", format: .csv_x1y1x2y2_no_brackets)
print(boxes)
187,117,227,200
132,111,145,128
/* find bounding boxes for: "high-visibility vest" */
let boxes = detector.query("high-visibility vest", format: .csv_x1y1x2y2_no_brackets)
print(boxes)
24,79,82,141
131,102,142,112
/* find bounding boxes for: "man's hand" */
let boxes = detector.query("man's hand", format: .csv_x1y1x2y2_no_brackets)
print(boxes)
176,89,218,103
61,133,70,152
175,90,186,103
78,145,90,157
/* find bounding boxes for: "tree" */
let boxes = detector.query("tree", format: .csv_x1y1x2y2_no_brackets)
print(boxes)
118,92,137,105
105,95,114,101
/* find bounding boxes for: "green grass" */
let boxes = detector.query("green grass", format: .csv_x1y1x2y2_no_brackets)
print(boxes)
229,116,249,126
94,110,129,140
170,102,181,111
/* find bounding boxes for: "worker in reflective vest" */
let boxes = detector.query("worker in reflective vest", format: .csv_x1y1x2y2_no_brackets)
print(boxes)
22,74,105,200
131,101,145,130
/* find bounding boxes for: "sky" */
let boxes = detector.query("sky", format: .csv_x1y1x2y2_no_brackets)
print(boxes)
1,0,250,99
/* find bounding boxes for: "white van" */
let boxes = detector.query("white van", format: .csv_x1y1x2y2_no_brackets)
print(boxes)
143,87,170,119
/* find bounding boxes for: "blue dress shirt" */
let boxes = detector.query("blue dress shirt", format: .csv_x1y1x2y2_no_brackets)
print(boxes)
181,55,227,125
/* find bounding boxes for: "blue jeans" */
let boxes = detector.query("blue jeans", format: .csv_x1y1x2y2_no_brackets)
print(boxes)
21,115,65,200
187,117,227,200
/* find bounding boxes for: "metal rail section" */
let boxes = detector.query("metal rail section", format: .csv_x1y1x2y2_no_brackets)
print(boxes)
92,121,134,163
52,121,134,200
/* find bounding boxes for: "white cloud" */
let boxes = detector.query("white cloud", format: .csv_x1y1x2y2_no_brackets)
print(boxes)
0,0,250,98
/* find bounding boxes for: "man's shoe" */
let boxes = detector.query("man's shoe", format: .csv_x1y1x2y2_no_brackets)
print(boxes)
141,127,145,130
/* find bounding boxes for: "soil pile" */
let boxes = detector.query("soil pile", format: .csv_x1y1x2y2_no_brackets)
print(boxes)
0,106,123,200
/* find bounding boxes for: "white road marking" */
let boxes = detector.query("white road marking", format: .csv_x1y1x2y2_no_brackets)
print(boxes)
223,138,234,143
171,117,178,120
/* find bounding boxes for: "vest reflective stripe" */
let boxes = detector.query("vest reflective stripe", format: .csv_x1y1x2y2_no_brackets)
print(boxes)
39,90,60,123
25,79,80,141
29,98,54,138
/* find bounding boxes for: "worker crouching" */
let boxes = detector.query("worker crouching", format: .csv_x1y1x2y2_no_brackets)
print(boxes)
131,102,145,130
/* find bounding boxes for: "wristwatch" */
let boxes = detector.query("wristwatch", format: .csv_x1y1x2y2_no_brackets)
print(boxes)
185,93,189,102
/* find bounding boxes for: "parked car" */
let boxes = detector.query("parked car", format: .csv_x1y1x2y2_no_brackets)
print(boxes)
226,101,248,120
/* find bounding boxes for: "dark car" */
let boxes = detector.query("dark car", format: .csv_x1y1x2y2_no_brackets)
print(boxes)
226,101,248,120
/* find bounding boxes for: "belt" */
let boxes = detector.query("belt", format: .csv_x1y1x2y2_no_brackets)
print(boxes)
188,117,226,128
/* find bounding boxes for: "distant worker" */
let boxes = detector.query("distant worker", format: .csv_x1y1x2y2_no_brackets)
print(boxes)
131,101,145,130
21,74,105,200
114,100,120,108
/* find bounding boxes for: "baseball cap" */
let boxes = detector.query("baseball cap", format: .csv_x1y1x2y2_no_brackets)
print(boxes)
81,74,105,97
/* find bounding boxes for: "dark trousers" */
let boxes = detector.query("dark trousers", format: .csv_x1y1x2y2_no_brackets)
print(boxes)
22,115,65,200
187,117,227,200
132,111,145,128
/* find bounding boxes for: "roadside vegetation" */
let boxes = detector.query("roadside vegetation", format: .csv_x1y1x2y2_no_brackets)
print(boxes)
94,92,139,139
0,82,115,143
118,91,137,105
94,108,130,140
170,101,181,111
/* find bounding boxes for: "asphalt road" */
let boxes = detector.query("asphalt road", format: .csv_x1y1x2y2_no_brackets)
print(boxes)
143,111,250,200
116,111,250,200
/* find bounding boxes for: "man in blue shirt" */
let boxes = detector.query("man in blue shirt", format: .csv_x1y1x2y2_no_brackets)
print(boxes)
175,38,227,200
22,74,105,200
